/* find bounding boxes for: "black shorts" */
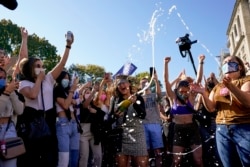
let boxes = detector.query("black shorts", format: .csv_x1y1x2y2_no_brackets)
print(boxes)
172,122,202,147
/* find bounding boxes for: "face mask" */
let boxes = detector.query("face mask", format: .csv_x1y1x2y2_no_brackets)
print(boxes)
207,82,215,91
84,94,90,100
0,79,6,89
34,68,45,75
100,94,107,102
176,91,188,102
61,79,69,88
222,62,239,74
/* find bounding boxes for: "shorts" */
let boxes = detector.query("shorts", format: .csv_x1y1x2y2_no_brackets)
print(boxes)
144,123,164,150
173,122,202,147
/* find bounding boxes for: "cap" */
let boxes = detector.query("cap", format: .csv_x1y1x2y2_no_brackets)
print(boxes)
115,74,129,86
116,78,128,85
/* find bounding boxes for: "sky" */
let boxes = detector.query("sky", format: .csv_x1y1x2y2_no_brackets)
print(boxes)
1,0,235,85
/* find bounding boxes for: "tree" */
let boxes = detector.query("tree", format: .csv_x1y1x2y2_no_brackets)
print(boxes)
135,71,163,93
0,19,20,55
0,19,60,72
68,63,106,83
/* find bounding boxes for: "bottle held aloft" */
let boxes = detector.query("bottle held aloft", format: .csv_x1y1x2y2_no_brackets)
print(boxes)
66,31,73,42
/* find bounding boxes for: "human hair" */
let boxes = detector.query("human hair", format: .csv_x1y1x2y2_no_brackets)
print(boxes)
0,47,7,56
114,81,133,99
176,80,190,89
234,55,246,78
0,67,7,77
0,67,6,94
19,57,41,82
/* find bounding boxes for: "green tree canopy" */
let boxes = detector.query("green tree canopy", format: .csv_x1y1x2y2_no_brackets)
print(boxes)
135,71,163,93
68,63,106,83
0,19,60,72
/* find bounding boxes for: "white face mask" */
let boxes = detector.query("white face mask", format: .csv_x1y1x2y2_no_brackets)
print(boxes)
84,94,90,100
34,68,45,75
61,79,69,88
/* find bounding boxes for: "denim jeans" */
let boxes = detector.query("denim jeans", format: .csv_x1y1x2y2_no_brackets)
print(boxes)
199,125,222,167
0,122,18,167
56,117,80,167
216,124,250,167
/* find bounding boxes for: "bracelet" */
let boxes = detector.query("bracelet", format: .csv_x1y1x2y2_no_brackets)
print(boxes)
2,92,10,96
66,45,71,49
199,62,204,64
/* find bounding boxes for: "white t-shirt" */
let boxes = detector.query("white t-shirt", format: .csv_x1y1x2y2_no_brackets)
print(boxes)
18,73,55,111
101,104,109,120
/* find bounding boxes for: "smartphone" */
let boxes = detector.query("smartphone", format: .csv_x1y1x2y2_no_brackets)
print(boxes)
150,67,156,77
87,77,92,82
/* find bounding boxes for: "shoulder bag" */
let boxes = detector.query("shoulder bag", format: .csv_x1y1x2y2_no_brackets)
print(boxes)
0,118,26,160
28,83,51,139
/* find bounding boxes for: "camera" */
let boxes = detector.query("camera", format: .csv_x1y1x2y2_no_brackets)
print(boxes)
176,33,198,75
176,33,197,53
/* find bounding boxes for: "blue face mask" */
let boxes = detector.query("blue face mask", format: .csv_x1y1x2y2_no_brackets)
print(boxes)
61,79,69,88
222,62,239,74
0,79,6,89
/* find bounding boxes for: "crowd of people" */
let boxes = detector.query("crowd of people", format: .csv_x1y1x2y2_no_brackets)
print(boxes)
0,27,250,167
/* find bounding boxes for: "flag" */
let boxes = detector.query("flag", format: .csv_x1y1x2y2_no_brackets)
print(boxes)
113,62,137,79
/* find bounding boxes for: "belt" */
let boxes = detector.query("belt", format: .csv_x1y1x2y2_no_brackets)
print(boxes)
0,117,10,124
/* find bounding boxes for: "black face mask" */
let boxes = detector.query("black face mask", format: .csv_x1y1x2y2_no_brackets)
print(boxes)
175,89,187,104
207,82,215,91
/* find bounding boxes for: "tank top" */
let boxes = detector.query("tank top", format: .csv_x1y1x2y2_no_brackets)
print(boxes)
171,99,194,115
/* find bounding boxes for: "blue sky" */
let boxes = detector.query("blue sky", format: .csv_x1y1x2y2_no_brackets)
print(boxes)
1,0,235,84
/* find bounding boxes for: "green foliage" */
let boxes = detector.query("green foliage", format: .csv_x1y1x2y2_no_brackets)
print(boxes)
0,19,59,72
28,34,59,72
68,63,106,83
135,71,163,93
0,19,21,55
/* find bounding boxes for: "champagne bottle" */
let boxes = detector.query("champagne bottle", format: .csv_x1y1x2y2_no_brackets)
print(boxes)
117,99,131,112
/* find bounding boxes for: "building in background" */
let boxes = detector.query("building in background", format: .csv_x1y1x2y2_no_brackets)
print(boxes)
227,0,250,66
216,0,250,79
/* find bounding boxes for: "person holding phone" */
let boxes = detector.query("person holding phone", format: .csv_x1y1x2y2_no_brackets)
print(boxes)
0,67,24,167
17,29,74,167
53,70,79,167
140,70,164,167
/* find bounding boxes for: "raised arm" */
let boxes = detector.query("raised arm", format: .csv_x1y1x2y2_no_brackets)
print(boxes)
153,72,161,99
50,32,74,80
195,54,205,84
164,57,175,100
13,27,28,78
